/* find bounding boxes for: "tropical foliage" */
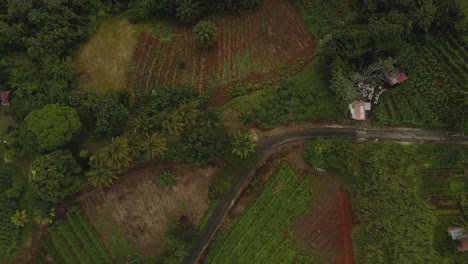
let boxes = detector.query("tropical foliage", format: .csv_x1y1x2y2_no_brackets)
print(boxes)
193,21,218,48
24,104,81,152
11,210,27,228
158,172,177,187
231,131,256,159
29,150,83,203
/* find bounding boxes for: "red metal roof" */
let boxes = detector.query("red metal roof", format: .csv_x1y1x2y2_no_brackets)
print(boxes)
353,101,366,121
386,71,408,86
0,91,10,104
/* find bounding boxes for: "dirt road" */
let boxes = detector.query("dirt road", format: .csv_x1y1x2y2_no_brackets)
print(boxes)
183,126,468,264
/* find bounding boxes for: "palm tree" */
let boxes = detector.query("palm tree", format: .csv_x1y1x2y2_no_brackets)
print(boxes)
176,101,200,126
132,114,154,134
123,132,143,159
231,131,257,159
101,136,132,172
86,154,118,187
162,112,185,135
11,210,28,227
34,208,55,225
139,132,167,160
176,0,203,24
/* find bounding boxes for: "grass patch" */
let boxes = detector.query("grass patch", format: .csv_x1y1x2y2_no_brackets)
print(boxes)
74,17,151,94
92,210,137,260
207,164,320,263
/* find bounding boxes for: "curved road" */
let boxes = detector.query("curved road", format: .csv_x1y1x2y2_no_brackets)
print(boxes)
183,126,468,264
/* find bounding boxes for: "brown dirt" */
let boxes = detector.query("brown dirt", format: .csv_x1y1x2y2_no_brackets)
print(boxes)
129,0,315,103
77,161,219,256
294,173,355,264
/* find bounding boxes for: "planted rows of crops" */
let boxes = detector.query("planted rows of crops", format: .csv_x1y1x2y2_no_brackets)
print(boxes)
0,165,20,260
128,0,314,96
42,208,112,264
207,165,319,264
374,35,467,131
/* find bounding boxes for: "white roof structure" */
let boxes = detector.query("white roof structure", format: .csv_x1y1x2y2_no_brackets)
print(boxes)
448,227,468,240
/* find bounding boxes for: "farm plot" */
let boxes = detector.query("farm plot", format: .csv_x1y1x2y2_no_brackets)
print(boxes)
78,161,217,257
374,35,467,131
207,165,322,264
128,0,315,98
40,208,112,264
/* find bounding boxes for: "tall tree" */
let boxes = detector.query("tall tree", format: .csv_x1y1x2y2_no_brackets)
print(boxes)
231,131,257,159
139,132,167,160
11,210,27,228
101,136,132,173
29,150,83,203
24,104,81,151
86,154,118,188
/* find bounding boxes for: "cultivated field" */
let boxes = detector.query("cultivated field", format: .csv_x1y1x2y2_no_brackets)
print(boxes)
294,175,354,264
78,162,218,257
128,0,315,97
207,164,319,263
40,208,112,263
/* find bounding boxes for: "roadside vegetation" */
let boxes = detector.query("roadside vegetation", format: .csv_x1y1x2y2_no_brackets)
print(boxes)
303,139,468,263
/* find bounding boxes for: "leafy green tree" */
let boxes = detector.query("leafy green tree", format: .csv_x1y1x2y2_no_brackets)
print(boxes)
24,104,81,151
329,68,359,105
86,154,117,188
193,21,218,48
175,101,200,126
33,208,55,225
101,136,132,173
158,171,177,186
139,133,167,160
176,0,203,23
29,150,83,203
93,95,129,138
182,125,229,163
124,132,143,159
11,210,28,227
231,131,256,159
132,114,154,134
162,112,185,135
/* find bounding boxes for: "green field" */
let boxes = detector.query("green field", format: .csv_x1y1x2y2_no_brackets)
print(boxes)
40,208,112,264
207,165,319,264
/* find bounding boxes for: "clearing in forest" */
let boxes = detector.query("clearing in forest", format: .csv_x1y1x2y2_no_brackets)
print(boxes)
129,0,315,98
207,164,323,263
77,161,218,257
75,18,150,94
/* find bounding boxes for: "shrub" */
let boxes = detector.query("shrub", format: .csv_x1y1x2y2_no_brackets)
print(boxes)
177,58,187,69
193,21,218,48
176,0,203,24
158,171,177,186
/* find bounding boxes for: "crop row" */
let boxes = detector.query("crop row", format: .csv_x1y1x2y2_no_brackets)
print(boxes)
45,208,112,264
208,165,317,263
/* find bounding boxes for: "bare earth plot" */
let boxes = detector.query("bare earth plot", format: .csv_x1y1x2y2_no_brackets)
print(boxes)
294,175,354,264
78,162,218,256
129,0,315,98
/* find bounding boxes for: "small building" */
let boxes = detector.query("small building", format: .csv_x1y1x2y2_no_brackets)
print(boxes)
448,227,468,252
0,90,10,106
386,71,408,86
349,101,371,121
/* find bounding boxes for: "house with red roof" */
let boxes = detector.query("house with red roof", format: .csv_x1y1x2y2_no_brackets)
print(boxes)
385,71,408,86
448,227,468,252
0,90,10,106
349,101,371,121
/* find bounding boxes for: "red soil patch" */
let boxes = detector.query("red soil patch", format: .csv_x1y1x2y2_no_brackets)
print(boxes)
294,175,355,264
77,161,219,256
128,0,315,102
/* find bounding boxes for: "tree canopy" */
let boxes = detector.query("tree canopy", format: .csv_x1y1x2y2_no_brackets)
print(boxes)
29,150,83,203
24,104,81,151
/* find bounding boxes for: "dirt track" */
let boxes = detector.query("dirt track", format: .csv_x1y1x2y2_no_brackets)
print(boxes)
183,125,468,264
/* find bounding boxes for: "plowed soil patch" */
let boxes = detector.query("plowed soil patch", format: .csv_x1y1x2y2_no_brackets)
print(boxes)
77,161,218,256
129,0,315,103
294,175,354,264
